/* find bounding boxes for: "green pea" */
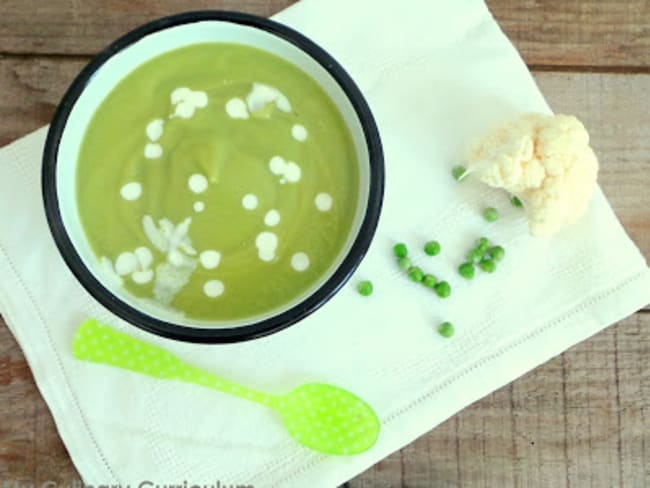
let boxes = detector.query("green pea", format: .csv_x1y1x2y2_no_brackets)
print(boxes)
424,240,441,256
408,266,424,282
434,281,451,298
479,258,496,273
438,322,455,338
393,243,408,258
458,262,475,279
483,207,499,222
476,237,490,254
511,195,523,208
423,274,438,288
357,280,373,296
397,256,412,271
452,165,467,181
467,248,483,264
488,245,505,262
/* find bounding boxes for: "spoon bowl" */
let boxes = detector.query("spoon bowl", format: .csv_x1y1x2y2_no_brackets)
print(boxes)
275,383,380,455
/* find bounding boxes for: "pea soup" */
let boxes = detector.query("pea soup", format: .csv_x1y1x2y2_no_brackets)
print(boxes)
76,43,360,322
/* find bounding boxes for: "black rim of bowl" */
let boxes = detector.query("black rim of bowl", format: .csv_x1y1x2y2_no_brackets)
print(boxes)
42,10,384,344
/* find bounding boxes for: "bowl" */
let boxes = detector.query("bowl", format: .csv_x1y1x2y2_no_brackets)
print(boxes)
42,11,384,343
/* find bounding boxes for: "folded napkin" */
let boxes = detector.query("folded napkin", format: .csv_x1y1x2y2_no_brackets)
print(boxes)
1,0,649,486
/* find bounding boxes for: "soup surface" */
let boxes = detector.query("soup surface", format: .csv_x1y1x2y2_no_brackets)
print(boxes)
76,42,360,322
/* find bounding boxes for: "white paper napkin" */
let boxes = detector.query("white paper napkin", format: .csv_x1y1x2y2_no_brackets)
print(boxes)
1,0,649,486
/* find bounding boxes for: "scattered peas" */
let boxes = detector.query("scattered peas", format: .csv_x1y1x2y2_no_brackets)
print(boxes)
357,280,373,296
393,243,408,258
458,262,475,280
408,266,425,282
467,248,483,264
483,207,499,223
479,258,496,273
511,195,523,208
488,245,505,262
438,321,455,338
434,281,451,298
423,274,438,288
424,240,441,256
476,237,490,253
452,165,467,181
397,256,412,271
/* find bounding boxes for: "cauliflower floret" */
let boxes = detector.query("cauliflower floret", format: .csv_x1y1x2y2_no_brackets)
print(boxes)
466,113,599,236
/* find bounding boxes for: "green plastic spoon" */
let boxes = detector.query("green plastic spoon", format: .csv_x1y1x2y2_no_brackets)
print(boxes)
73,319,380,455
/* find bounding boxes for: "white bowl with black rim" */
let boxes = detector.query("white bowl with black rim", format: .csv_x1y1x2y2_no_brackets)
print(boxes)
42,11,384,343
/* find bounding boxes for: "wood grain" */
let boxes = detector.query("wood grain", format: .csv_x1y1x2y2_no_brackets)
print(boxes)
0,0,296,56
0,317,80,484
350,313,650,488
0,56,87,147
1,1,650,70
487,0,650,70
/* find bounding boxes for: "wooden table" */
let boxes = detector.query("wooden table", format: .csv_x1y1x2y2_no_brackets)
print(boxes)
1,1,648,486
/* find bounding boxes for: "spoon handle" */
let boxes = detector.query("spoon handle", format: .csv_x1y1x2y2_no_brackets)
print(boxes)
73,319,276,406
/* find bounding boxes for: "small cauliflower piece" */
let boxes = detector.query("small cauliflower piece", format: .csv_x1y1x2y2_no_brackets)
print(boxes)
466,113,599,236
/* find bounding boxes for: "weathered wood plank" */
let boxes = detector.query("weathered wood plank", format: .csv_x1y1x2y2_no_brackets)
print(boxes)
1,1,649,69
0,315,81,483
350,313,650,488
1,58,647,262
0,0,296,56
0,56,87,147
488,0,650,69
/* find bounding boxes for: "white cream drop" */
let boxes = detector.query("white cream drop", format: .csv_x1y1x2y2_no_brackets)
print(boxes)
315,192,333,211
194,201,205,213
225,98,250,119
291,124,308,141
204,280,225,298
242,194,258,210
268,156,301,183
284,162,301,183
269,156,286,175
120,182,142,201
275,96,292,113
255,231,278,262
200,250,221,270
174,101,195,119
264,209,281,227
115,252,138,276
188,174,208,194
170,87,208,119
100,256,123,286
146,119,164,141
246,83,292,113
291,252,310,272
144,143,163,159
171,87,193,105
134,247,153,269
132,269,154,285
191,91,208,108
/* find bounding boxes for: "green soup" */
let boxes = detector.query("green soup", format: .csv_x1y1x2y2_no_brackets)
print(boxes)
76,43,360,322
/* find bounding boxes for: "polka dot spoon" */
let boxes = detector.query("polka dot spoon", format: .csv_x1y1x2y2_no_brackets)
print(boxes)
73,319,380,455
